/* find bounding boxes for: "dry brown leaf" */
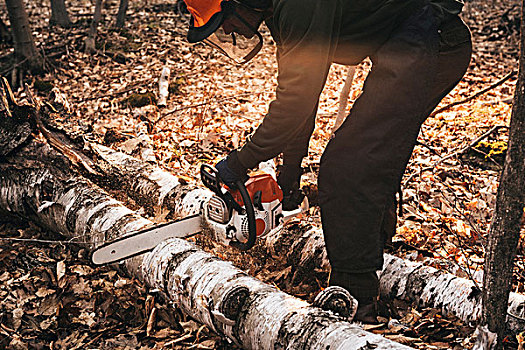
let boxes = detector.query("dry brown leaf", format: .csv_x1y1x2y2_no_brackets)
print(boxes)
38,295,59,316
56,260,66,282
12,308,24,330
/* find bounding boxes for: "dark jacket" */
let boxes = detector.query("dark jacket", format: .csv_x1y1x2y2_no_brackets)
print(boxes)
235,0,464,169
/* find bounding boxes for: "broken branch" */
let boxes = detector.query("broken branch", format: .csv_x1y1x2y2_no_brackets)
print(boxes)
429,71,515,118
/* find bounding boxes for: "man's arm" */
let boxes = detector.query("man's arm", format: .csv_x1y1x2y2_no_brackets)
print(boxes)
278,103,317,187
234,0,342,170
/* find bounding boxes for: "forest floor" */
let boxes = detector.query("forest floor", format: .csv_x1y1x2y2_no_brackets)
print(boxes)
0,0,524,349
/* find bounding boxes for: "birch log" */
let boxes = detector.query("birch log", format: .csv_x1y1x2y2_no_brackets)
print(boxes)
0,144,413,348
88,145,525,334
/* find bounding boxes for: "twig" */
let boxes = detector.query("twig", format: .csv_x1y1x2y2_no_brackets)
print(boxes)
0,56,29,76
76,83,147,103
71,325,121,350
438,183,483,242
0,323,16,337
403,165,434,188
164,333,193,346
429,71,516,118
75,67,210,104
415,140,441,156
214,101,259,121
507,311,525,322
468,146,503,169
434,125,507,168
0,237,90,245
436,238,482,292
157,91,265,122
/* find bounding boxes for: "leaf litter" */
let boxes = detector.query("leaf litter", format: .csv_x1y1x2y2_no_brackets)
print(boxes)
0,0,523,348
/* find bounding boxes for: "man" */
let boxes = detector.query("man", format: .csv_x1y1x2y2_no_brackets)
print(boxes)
182,0,471,322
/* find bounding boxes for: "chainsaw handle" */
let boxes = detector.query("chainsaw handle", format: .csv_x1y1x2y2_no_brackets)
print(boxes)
230,179,257,251
200,164,257,250
201,164,223,197
200,164,242,212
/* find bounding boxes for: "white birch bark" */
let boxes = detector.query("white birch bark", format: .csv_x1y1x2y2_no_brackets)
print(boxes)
143,239,412,349
0,141,414,349
88,145,525,334
381,255,525,334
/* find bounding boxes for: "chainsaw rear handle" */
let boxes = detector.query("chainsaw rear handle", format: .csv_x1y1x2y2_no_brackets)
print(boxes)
230,179,257,251
200,164,257,251
201,164,223,196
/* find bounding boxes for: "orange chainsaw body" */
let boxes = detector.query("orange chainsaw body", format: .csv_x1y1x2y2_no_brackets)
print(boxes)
230,172,283,205
228,172,283,237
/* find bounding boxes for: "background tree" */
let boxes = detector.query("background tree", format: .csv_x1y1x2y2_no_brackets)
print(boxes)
476,1,525,348
4,0,43,72
115,0,128,29
50,0,72,28
84,0,103,53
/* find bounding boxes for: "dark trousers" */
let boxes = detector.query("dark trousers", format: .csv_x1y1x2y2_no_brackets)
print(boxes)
318,5,472,274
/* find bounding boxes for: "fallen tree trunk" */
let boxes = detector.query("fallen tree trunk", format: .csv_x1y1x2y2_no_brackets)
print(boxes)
0,106,413,349
380,255,525,333
88,144,525,334
0,146,413,349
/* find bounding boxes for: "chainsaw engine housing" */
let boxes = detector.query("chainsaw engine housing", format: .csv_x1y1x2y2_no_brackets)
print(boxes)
204,172,284,246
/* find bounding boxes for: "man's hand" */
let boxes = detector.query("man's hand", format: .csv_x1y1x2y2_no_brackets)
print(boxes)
215,152,248,188
277,162,305,211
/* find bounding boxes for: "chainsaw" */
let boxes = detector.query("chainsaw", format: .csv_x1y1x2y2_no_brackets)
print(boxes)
91,164,308,265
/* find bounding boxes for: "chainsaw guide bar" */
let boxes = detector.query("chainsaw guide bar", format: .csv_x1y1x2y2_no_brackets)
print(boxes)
91,214,202,265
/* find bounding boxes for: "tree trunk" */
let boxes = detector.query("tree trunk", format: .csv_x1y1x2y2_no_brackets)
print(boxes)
4,0,43,71
476,2,525,348
87,144,525,335
50,0,72,28
85,0,103,53
115,0,128,29
0,92,415,350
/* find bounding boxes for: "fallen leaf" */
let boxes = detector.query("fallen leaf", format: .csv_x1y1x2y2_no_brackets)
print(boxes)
38,295,59,316
12,308,24,330
57,261,66,282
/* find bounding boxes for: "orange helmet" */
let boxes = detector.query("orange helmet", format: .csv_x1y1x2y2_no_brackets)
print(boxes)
184,0,231,43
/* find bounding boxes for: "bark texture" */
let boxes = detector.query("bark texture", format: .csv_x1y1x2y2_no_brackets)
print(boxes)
0,109,32,157
381,255,525,334
88,146,525,334
50,0,72,28
478,1,525,347
143,238,410,349
115,0,128,28
4,0,43,70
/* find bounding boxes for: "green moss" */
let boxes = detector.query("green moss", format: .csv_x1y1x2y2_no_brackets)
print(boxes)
475,141,508,159
461,140,507,170
121,91,156,107
34,79,53,93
